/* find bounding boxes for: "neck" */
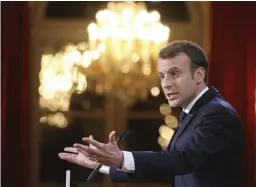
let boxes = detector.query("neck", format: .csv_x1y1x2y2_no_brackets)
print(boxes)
182,84,207,109
195,84,207,98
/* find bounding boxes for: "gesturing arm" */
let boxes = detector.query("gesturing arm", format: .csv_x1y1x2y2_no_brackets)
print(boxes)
126,108,239,181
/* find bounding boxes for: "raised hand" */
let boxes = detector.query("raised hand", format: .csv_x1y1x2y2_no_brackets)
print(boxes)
74,131,124,168
58,135,98,169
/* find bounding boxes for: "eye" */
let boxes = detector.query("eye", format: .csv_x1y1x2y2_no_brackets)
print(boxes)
158,74,164,79
170,71,179,77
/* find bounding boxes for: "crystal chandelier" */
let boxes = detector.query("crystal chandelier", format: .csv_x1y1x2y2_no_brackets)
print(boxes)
83,2,170,105
39,1,170,119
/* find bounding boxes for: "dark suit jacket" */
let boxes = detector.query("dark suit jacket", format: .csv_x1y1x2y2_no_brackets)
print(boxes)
109,86,245,187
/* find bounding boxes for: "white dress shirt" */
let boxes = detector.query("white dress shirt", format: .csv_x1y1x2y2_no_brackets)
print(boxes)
99,87,209,174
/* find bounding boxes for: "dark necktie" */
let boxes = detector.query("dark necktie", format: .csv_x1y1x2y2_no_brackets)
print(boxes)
174,111,187,137
179,111,188,125
167,111,188,150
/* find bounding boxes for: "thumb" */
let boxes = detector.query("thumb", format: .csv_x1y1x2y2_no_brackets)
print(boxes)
109,131,116,143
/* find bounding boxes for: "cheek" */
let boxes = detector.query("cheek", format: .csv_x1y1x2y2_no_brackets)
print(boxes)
176,78,187,88
160,80,164,87
176,77,195,92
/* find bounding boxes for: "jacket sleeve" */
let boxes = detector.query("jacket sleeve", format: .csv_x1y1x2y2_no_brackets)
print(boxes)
109,166,172,183
109,167,135,182
125,106,243,181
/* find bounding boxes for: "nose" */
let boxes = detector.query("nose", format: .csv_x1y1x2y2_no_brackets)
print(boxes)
162,76,173,90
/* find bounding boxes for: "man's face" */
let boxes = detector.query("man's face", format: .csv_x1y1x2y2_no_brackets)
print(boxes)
157,53,199,108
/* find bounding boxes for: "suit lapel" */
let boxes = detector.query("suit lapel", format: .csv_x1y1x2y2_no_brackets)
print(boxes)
168,86,220,151
169,113,196,150
167,128,178,150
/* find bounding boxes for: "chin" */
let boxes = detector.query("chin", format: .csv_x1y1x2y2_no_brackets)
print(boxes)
168,100,181,108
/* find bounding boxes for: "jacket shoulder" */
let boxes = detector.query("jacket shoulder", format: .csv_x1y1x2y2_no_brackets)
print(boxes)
202,96,239,117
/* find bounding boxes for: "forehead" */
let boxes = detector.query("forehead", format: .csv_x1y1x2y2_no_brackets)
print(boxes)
157,53,191,73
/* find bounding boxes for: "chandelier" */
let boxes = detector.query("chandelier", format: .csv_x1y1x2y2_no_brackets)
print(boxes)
39,1,170,126
83,2,170,105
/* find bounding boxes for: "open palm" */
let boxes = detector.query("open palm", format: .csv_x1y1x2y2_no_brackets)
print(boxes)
59,147,97,169
59,136,98,169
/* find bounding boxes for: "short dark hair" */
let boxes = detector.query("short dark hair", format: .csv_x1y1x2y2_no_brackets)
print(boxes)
158,40,209,83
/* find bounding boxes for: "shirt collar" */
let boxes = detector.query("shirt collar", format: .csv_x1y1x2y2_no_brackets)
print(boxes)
183,87,209,114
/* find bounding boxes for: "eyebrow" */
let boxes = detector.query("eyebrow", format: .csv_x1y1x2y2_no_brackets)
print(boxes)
168,67,180,72
158,66,181,75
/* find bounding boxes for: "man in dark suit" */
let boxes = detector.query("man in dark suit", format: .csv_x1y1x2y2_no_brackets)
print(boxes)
59,40,245,187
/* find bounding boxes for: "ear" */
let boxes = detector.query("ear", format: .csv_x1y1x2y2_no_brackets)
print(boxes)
195,67,205,84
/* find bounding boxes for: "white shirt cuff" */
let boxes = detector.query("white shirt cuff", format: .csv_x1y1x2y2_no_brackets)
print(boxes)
98,151,135,174
121,151,135,172
99,165,110,174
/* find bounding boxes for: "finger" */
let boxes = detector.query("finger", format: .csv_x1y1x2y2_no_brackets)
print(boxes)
89,135,96,149
58,153,78,164
64,147,79,154
73,143,90,151
76,148,89,157
89,143,96,149
109,131,116,143
59,152,75,158
74,143,102,157
82,138,103,149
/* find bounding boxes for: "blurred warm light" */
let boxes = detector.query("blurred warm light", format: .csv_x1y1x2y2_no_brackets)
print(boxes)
39,113,68,128
158,125,175,150
39,49,87,127
165,115,178,128
159,103,172,115
151,86,160,97
39,1,170,114
158,102,178,150
85,1,170,105
158,136,170,149
159,125,174,140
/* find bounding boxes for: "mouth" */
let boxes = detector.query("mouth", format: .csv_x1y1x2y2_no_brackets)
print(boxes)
166,93,178,100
